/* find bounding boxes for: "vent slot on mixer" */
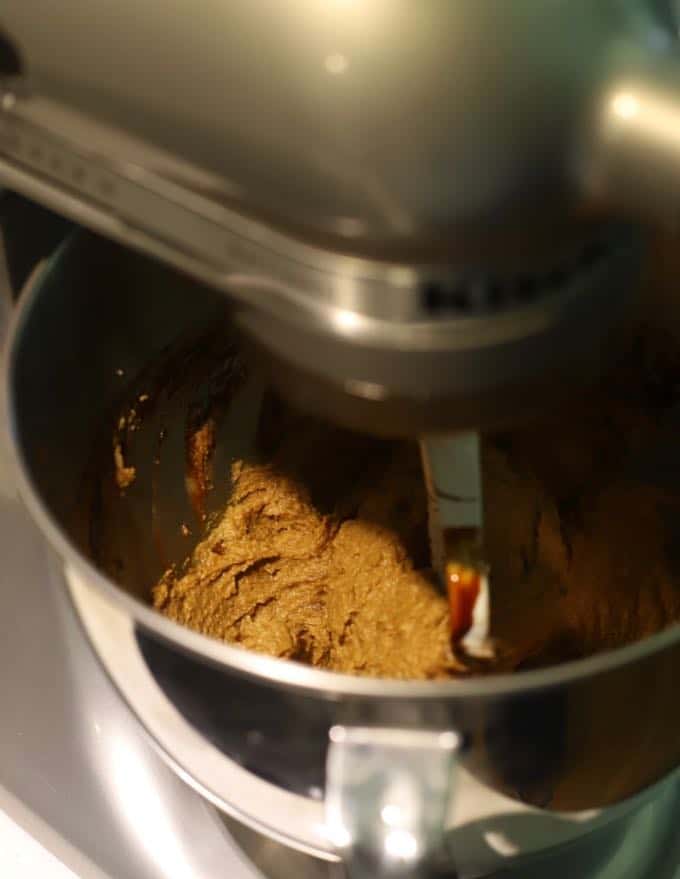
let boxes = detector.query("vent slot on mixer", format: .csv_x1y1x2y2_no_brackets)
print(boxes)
0,29,21,77
420,239,610,317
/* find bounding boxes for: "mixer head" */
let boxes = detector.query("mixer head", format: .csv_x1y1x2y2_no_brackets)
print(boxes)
1,0,680,433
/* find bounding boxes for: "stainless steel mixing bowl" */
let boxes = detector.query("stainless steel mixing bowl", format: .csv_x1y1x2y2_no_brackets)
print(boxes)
7,230,680,876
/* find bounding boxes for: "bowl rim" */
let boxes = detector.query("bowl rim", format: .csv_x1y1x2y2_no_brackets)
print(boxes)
6,231,680,701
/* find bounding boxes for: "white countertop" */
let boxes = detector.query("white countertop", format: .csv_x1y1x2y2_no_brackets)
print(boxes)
0,783,109,879
0,808,78,879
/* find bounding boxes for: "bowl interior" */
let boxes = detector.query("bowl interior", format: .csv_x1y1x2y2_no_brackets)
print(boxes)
11,229,680,676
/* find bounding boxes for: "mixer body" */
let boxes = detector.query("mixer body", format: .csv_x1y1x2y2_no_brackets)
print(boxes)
1,1,680,431
5,2,680,875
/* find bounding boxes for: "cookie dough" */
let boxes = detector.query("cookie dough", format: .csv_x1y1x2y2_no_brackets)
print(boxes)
152,331,680,679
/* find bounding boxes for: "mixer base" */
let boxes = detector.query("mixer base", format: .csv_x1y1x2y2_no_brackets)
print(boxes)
219,781,680,879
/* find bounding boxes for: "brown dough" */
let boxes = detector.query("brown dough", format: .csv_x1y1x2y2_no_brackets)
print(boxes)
154,442,460,678
153,330,680,679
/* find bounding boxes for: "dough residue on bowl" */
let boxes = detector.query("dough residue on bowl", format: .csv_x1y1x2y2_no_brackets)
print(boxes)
152,331,680,679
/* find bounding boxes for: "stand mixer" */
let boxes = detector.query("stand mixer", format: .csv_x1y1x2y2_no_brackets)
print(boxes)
4,2,680,877
2,0,674,432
